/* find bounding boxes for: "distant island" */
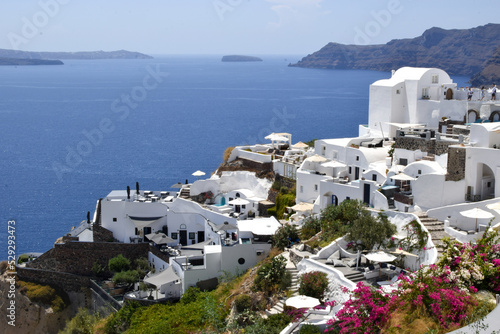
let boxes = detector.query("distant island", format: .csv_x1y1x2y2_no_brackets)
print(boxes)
0,49,152,66
222,55,263,62
289,23,500,85
0,58,63,66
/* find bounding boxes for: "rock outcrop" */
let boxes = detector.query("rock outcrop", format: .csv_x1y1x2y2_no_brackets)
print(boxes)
470,45,500,86
290,23,500,77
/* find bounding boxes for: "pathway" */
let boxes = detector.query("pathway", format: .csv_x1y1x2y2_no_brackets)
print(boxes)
266,251,300,316
418,213,448,258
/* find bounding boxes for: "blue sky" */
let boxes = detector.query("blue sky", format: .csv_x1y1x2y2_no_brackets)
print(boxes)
0,0,498,55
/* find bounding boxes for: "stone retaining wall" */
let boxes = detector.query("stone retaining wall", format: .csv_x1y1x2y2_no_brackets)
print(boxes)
27,241,150,277
445,146,466,181
17,266,90,292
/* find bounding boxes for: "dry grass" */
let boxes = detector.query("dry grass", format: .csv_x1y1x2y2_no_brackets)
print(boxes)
223,146,235,163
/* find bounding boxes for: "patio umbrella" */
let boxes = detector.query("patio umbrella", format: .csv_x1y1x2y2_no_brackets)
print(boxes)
390,173,416,181
215,221,238,231
228,198,250,206
145,233,175,245
460,207,495,231
364,251,397,263
192,170,206,180
265,133,289,142
290,202,314,212
305,154,328,163
391,248,419,258
292,141,309,149
285,295,320,309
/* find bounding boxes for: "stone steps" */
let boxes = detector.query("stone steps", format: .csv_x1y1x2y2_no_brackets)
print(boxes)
266,262,300,316
344,272,365,283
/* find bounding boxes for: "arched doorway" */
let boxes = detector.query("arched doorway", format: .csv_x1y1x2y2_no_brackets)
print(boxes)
490,111,500,122
446,88,453,100
220,197,226,206
480,163,495,200
467,110,479,123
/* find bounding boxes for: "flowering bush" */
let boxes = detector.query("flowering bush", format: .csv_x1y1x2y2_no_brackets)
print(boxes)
436,227,500,292
298,271,329,300
325,227,500,333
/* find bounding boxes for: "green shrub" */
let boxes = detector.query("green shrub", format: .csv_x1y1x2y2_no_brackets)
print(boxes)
298,271,329,300
59,307,100,334
235,295,252,313
299,324,321,334
108,254,130,273
180,287,201,304
91,261,105,277
17,281,68,312
112,270,139,285
299,216,321,241
17,254,29,264
272,223,299,250
104,301,142,334
280,186,289,194
272,180,282,190
253,256,288,294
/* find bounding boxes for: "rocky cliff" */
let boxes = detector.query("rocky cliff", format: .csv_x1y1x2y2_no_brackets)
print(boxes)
290,23,500,77
470,45,500,86
0,273,84,334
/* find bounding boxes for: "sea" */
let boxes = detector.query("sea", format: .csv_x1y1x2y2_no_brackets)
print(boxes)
0,55,470,257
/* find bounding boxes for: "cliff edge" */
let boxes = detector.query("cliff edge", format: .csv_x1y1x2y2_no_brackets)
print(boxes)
289,23,500,77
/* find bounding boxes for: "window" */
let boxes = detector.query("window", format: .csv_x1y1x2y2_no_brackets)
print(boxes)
300,185,303,193
314,184,318,191
488,182,492,188
242,205,246,209
372,174,377,181
422,87,429,98
332,151,338,159
238,258,245,265
171,232,178,240
356,156,359,161
322,146,326,156
113,217,117,222
396,89,400,94
189,232,195,239
418,170,422,175
229,197,233,202
432,74,439,83
399,158,408,166
349,167,352,174
235,193,240,198
346,196,350,201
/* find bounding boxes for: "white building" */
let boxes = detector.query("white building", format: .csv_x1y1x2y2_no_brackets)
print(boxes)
295,66,500,216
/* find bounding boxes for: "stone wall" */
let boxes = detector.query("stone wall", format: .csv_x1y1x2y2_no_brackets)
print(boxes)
445,146,466,181
275,173,296,190
27,241,150,277
93,224,115,242
395,137,457,156
17,266,90,292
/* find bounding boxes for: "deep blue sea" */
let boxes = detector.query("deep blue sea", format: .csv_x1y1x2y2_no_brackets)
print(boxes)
0,56,470,257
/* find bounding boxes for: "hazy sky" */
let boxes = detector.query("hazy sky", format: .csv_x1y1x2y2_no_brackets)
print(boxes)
0,0,498,56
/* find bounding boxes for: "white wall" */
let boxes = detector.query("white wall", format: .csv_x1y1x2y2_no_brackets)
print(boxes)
149,251,169,272
296,169,331,203
412,174,465,210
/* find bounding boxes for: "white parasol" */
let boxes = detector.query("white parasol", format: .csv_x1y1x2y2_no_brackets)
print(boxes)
290,202,314,212
285,295,320,309
460,207,495,231
364,251,397,263
228,198,250,206
305,154,328,163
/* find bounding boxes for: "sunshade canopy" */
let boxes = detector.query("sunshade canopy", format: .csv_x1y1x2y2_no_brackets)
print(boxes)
290,202,314,212
390,173,416,181
285,295,320,309
145,232,174,244
228,198,250,205
364,251,397,263
305,154,328,163
460,207,495,220
192,170,206,176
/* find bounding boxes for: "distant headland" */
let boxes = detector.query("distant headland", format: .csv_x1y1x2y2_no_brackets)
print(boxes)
221,55,263,62
289,23,500,85
0,49,153,66
0,58,63,66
